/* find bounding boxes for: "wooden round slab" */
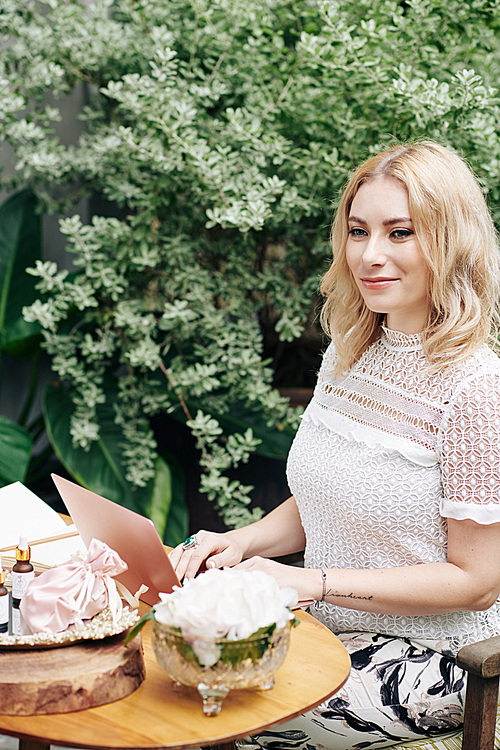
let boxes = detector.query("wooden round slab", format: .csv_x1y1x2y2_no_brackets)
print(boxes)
0,632,145,715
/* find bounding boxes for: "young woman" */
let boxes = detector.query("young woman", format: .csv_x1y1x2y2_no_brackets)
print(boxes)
170,141,500,749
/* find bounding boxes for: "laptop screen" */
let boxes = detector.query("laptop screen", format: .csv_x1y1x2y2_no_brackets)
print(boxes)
52,474,180,605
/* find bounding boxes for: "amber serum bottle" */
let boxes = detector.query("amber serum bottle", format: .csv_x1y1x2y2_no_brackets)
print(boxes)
0,556,8,633
11,535,34,635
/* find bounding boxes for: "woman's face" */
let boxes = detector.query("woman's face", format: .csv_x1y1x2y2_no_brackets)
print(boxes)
346,176,430,334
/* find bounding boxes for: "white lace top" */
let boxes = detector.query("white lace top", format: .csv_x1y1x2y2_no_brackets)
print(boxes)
287,326,500,654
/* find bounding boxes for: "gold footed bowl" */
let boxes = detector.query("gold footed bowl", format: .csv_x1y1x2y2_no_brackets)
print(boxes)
151,619,291,716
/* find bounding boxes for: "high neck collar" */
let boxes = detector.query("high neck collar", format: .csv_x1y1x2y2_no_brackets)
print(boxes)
380,325,423,350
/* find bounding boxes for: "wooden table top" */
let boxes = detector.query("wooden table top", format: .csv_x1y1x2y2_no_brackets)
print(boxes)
0,606,350,750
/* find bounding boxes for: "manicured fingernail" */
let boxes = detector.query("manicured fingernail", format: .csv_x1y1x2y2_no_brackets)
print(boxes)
206,560,215,569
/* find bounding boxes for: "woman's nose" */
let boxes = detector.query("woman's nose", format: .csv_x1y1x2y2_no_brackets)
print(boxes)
362,235,386,265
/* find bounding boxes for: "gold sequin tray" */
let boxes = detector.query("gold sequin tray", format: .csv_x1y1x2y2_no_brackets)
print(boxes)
0,605,140,649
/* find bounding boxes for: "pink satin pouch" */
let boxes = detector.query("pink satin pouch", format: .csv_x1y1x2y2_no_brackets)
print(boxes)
20,538,128,635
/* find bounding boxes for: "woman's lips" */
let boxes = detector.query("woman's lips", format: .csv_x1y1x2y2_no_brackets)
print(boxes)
361,277,399,290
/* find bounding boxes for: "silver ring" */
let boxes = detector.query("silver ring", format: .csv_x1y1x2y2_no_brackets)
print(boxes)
181,535,199,551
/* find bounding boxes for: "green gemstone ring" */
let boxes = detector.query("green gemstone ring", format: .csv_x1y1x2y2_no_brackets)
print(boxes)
181,535,199,550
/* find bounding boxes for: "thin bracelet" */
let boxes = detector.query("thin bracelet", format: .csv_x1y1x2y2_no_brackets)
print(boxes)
320,569,327,601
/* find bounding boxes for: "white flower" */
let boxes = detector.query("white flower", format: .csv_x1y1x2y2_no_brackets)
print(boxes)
154,568,298,666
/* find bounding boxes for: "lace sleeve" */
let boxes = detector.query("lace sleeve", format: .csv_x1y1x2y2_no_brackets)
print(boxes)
318,342,337,376
439,372,500,524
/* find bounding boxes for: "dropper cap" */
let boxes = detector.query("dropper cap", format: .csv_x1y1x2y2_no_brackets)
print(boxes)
16,534,31,562
0,556,4,585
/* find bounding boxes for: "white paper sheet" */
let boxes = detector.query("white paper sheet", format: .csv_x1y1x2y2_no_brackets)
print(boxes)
0,482,85,566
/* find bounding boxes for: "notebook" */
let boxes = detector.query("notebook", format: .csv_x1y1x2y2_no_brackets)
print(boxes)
51,474,180,605
0,482,84,567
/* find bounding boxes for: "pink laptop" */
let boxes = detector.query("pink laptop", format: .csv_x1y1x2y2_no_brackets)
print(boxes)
52,474,180,606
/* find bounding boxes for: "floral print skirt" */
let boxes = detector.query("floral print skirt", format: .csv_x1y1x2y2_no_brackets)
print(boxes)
239,631,465,750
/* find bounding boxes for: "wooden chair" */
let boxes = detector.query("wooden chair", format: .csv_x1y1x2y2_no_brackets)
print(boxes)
388,635,500,750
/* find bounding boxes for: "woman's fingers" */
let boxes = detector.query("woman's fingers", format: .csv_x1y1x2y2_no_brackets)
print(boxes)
169,530,209,580
204,544,243,571
168,542,185,570
170,541,311,601
168,530,243,581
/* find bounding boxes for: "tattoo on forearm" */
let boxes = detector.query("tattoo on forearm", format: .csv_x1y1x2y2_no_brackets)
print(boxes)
327,589,373,601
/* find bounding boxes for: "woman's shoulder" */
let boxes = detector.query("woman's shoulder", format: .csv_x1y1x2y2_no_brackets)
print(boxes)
450,343,500,386
471,342,500,365
439,344,500,426
316,340,338,378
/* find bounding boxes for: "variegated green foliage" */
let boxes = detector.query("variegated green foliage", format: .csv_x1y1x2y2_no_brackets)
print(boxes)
1,0,500,523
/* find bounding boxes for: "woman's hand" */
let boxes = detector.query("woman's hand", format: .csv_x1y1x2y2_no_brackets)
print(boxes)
234,556,322,602
169,529,245,581
169,496,306,582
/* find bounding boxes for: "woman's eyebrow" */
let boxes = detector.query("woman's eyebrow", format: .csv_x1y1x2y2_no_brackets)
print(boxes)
383,217,412,226
347,215,412,225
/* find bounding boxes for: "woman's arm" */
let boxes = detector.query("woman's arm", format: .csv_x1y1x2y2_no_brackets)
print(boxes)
171,498,500,615
169,496,306,581
236,517,500,613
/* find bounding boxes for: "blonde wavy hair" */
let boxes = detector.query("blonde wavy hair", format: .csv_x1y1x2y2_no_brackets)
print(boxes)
320,140,500,374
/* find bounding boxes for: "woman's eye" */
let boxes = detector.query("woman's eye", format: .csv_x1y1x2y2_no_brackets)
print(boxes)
348,228,367,237
391,229,413,239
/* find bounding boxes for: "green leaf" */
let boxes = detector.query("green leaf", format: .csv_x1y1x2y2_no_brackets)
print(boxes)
123,608,154,645
0,415,32,486
147,455,172,541
171,400,295,460
163,487,189,547
165,626,200,665
155,622,280,668
43,381,189,541
0,190,42,355
219,623,277,665
213,402,295,460
43,381,143,512
159,450,188,547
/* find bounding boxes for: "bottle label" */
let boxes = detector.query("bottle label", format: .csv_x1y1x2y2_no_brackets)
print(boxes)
12,570,34,599
0,594,8,631
11,605,21,635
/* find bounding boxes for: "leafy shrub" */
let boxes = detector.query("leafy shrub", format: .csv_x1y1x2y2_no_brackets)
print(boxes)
1,0,500,527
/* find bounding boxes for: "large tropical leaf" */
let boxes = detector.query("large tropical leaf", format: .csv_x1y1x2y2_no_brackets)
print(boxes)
160,449,188,547
44,381,145,512
147,452,188,547
0,415,32,486
147,455,173,540
163,483,189,547
43,381,188,540
0,190,41,356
